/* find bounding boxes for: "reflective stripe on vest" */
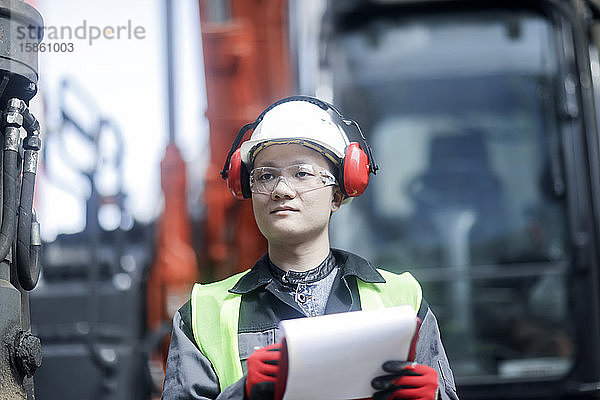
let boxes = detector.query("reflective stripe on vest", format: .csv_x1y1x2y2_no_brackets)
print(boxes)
191,269,422,390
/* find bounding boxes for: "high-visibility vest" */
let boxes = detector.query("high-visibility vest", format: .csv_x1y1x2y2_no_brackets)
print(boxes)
190,268,423,390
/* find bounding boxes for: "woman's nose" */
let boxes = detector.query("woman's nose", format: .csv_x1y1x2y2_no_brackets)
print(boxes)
271,176,296,200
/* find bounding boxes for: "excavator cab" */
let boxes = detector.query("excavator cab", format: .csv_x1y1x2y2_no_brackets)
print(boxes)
291,1,600,398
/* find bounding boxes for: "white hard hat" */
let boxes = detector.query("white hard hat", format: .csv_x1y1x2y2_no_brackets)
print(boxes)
239,100,350,166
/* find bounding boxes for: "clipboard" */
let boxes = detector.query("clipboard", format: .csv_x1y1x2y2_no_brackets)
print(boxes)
274,305,421,400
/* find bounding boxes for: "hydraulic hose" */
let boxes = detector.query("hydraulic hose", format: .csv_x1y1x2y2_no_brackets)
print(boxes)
16,151,40,290
0,128,20,261
17,105,42,291
21,107,40,134
0,99,27,265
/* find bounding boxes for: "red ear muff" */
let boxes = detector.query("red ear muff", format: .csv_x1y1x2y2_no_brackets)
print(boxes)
226,148,246,200
342,142,370,197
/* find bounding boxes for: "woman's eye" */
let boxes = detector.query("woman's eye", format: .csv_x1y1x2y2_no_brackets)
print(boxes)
295,171,313,178
258,173,274,181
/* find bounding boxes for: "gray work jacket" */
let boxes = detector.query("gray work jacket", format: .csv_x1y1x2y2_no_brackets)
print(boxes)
162,249,460,400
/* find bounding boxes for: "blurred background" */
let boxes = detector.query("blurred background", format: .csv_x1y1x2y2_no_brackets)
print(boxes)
5,0,600,399
34,0,206,239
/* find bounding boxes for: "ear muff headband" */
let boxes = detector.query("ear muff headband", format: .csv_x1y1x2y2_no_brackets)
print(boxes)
220,122,255,180
220,95,379,198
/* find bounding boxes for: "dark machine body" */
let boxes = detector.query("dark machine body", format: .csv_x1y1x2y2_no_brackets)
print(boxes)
0,1,44,399
316,0,600,398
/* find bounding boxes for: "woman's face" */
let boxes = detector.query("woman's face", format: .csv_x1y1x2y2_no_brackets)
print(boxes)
251,144,342,246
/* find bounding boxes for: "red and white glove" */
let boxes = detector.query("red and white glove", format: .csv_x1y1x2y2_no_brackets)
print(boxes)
371,361,439,400
245,343,282,400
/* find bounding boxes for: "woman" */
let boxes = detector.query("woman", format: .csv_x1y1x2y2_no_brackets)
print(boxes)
162,97,459,400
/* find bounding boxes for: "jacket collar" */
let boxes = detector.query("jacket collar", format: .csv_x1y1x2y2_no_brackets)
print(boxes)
229,248,385,294
334,249,386,283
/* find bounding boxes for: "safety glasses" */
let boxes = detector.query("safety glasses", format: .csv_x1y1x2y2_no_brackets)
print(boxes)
250,164,337,195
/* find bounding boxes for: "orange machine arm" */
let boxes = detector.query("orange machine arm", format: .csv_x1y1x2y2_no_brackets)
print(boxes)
199,0,292,279
146,142,199,387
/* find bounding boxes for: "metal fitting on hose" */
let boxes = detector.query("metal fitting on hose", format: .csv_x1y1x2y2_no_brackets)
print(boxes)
4,98,26,127
4,126,19,152
23,135,41,151
31,217,41,247
23,150,38,174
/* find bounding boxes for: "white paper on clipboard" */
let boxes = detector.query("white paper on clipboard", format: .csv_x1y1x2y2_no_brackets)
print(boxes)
278,305,419,400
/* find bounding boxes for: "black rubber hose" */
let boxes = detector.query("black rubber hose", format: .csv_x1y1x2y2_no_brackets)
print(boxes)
17,167,39,290
22,108,40,134
0,149,19,261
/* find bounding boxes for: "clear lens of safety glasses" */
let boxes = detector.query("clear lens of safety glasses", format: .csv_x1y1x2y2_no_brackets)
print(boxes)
250,164,337,195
